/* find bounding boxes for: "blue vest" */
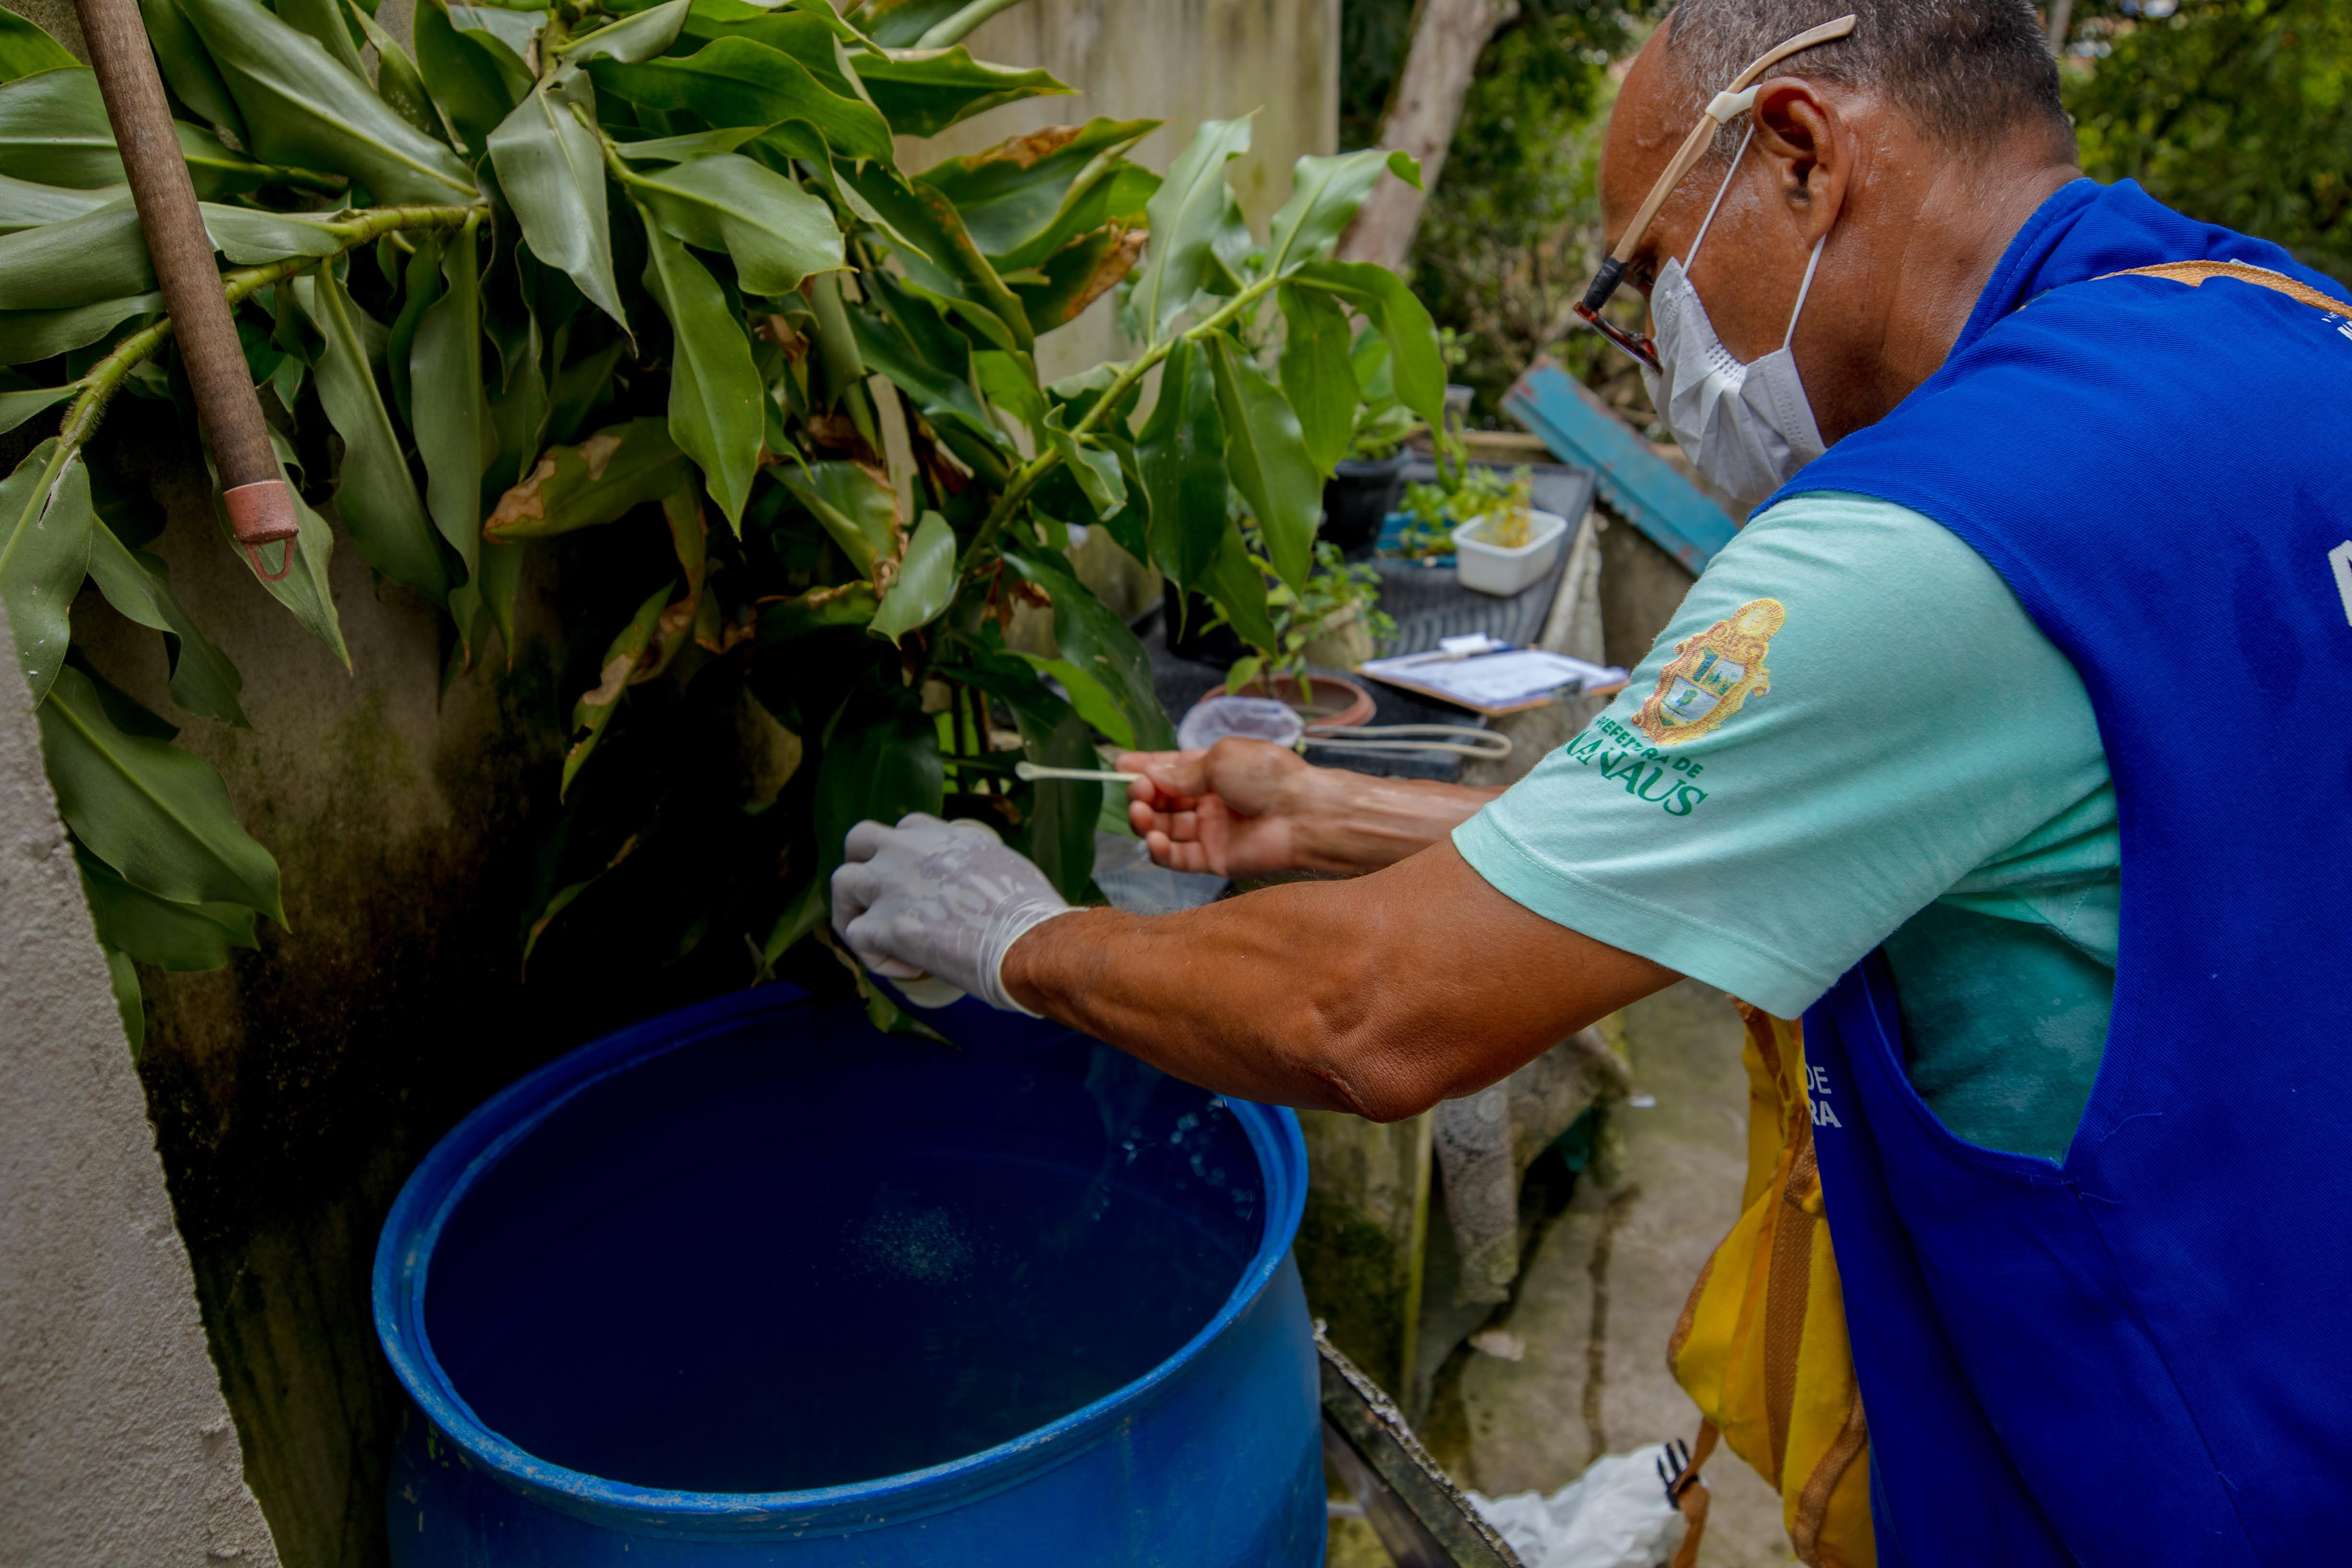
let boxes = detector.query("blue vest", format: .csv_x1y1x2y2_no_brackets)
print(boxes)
1773,179,2352,1563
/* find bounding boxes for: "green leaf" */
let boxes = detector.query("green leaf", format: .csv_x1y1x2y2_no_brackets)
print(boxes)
1223,653,1263,696
484,416,689,540
999,544,1175,751
1201,186,1255,295
136,0,246,142
471,540,523,658
812,677,941,881
971,347,1042,430
341,0,445,144
0,291,158,362
0,172,119,231
37,662,285,922
556,0,689,64
1265,148,1397,275
1134,335,1225,588
0,382,70,432
0,69,123,188
869,508,953,643
850,46,1069,138
1206,335,1317,591
489,70,625,328
414,218,494,643
848,274,1010,483
293,266,447,600
0,440,90,704
1288,257,1447,436
561,578,673,798
1278,282,1356,478
757,579,877,642
779,457,897,576
679,0,854,61
0,11,80,81
384,233,442,425
838,161,1031,347
1202,517,1273,651
639,208,764,529
545,335,625,444
1042,403,1124,517
174,0,476,203
0,197,150,309
85,518,248,727
77,843,258,971
1011,220,1144,333
176,122,333,202
610,124,772,163
415,0,532,151
592,38,895,164
217,434,350,668
1017,698,1097,901
850,0,967,47
1134,115,1250,338
897,0,1019,49
915,118,1157,265
622,152,845,296
101,943,142,1054
201,203,346,265
276,0,367,77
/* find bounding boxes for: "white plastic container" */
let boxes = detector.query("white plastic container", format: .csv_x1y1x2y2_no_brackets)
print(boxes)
1453,508,1568,597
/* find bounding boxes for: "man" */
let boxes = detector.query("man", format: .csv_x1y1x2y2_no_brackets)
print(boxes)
835,1,2352,1560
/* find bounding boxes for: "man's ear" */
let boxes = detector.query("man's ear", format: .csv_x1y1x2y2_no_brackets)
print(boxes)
1752,78,1849,240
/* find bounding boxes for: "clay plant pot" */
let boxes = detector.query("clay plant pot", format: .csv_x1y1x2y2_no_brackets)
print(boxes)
1321,453,1410,551
1199,669,1377,730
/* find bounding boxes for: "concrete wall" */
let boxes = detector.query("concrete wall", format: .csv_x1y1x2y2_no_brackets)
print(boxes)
0,5,1345,1565
0,596,280,1568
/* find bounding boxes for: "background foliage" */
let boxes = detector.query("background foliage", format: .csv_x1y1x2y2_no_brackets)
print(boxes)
1340,0,2350,429
0,0,1442,1044
2063,0,2352,282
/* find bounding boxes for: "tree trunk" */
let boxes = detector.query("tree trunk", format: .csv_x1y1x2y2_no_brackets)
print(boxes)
1336,0,1518,274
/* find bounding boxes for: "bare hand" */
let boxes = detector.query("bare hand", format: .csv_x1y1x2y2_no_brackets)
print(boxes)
1115,739,1317,879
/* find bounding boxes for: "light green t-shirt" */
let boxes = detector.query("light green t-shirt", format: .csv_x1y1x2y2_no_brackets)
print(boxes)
1453,493,2119,1161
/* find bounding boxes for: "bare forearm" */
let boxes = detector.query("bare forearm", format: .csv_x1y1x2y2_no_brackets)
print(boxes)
1002,842,1678,1118
1286,768,1501,876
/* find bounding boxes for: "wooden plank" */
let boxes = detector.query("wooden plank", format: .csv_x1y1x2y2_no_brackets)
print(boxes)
1319,1326,1525,1568
1502,360,1738,572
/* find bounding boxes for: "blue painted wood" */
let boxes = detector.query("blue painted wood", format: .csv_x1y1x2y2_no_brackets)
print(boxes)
1502,359,1738,571
374,985,1321,1565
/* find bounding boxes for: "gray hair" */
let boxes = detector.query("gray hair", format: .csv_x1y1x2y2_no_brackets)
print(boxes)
1664,0,2072,159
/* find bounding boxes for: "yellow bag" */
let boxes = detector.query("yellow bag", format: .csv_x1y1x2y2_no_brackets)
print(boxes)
1664,1003,1874,1568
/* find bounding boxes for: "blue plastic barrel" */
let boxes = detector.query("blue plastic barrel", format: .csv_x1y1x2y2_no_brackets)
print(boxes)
373,984,1322,1565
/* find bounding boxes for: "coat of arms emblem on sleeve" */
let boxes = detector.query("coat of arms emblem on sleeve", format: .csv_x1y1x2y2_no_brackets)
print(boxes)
1632,598,1785,745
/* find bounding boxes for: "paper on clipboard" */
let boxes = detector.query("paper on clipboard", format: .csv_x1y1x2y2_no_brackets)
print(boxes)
1358,647,1630,716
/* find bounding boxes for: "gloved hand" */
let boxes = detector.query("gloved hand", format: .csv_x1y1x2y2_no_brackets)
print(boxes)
830,813,1074,1014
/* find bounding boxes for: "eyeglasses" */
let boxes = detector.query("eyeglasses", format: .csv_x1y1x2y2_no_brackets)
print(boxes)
1574,14,1858,370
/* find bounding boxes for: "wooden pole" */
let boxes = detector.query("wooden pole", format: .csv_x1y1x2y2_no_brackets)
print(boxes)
71,0,297,558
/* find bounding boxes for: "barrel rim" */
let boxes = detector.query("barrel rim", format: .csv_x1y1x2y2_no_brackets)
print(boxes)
372,982,1309,1535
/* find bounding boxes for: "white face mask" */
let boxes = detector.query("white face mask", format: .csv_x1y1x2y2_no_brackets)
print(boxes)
1640,125,1829,515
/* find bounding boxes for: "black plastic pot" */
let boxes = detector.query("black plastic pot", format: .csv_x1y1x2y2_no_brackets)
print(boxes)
1321,454,1410,551
1161,578,1249,665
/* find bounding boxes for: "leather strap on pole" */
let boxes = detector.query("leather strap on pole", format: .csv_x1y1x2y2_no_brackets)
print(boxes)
72,0,297,559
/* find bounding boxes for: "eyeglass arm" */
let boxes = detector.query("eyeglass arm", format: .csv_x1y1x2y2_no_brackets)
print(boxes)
1602,13,1860,270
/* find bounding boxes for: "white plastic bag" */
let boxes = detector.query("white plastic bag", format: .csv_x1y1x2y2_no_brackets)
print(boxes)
1467,1444,1687,1568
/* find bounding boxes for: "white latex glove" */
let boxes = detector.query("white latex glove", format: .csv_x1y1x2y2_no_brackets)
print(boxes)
831,813,1074,1014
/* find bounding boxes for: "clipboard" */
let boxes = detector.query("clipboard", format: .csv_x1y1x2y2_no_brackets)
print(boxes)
1357,644,1630,717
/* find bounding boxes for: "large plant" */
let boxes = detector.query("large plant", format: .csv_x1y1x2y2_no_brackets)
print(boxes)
0,0,1446,1040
